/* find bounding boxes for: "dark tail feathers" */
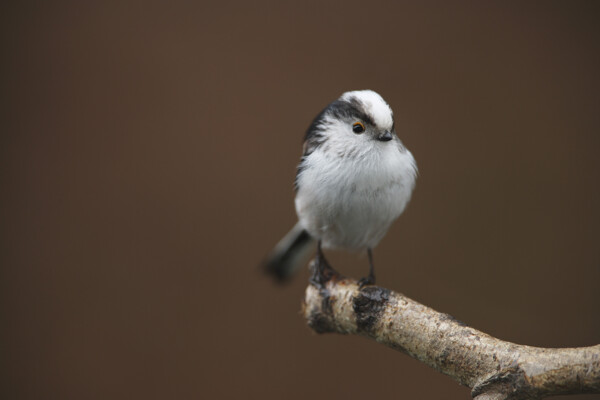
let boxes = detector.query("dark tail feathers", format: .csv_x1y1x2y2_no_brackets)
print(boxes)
263,222,315,281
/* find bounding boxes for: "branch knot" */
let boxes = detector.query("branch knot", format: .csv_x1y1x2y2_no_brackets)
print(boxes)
353,286,390,333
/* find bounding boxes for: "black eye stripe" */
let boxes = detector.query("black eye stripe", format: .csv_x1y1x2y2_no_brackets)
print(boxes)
325,98,375,127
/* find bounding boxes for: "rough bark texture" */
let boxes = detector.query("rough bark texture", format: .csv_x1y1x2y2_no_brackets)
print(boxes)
302,261,600,400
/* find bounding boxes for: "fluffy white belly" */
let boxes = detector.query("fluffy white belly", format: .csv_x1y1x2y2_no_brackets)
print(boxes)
295,145,416,250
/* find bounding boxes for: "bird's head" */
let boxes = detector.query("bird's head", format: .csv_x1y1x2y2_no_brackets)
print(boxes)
335,90,395,142
302,90,399,158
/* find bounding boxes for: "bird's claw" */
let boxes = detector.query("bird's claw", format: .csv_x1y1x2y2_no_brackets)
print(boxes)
309,254,339,288
358,275,375,288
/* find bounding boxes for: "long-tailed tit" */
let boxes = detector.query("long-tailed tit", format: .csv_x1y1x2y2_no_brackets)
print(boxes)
264,90,417,286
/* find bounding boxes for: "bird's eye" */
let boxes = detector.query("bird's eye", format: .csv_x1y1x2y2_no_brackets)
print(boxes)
352,122,365,134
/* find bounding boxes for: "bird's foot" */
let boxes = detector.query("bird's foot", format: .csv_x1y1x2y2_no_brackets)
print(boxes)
309,254,339,288
358,275,376,289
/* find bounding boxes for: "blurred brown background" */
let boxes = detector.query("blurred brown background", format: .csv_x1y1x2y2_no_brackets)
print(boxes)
1,1,599,399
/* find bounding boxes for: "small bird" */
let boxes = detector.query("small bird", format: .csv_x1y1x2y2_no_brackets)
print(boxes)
264,90,417,286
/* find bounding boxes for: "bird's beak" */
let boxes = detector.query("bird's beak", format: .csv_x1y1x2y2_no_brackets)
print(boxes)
377,131,393,142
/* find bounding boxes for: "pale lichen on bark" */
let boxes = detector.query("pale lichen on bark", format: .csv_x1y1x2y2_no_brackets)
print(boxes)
301,260,600,400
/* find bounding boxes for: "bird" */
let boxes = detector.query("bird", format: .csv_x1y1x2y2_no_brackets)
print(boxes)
264,90,417,286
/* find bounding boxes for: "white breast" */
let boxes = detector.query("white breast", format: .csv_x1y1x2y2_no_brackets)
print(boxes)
295,138,417,250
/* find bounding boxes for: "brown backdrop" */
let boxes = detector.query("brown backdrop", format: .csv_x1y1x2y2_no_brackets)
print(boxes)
1,1,599,399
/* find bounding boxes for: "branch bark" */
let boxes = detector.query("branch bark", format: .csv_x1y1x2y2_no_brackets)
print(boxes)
301,261,600,400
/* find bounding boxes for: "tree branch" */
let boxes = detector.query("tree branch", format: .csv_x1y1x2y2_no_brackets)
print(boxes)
301,261,600,400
